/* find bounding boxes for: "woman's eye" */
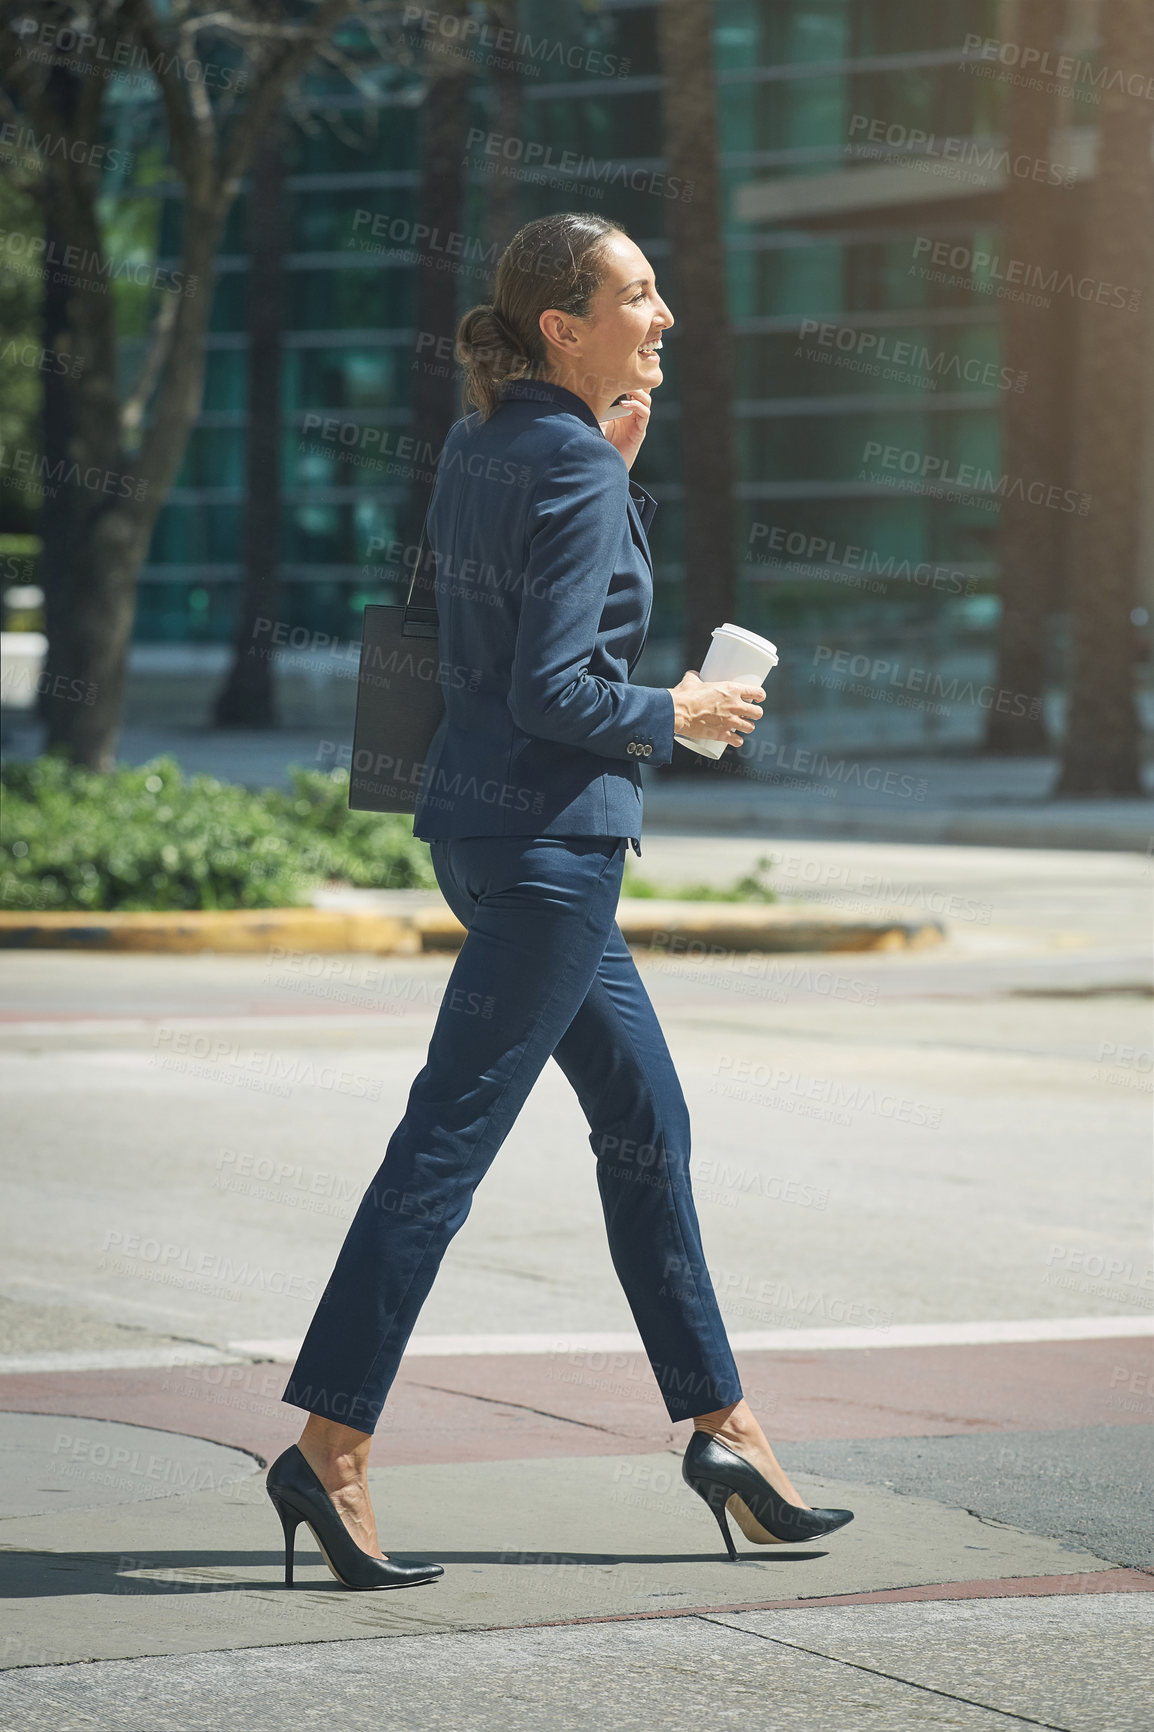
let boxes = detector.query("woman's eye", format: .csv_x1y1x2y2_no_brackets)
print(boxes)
631,290,647,303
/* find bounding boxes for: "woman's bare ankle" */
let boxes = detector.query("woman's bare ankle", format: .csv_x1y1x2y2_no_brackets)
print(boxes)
693,1398,756,1438
298,1416,372,1484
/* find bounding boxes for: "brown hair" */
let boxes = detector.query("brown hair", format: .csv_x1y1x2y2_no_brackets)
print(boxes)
456,212,628,419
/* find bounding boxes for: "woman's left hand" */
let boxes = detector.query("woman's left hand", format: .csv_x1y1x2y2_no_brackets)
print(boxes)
599,388,651,470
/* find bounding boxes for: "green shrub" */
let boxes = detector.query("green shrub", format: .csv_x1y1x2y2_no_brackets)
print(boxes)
0,755,436,912
622,853,776,903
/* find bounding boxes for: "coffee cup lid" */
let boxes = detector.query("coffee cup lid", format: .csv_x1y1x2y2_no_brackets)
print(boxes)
712,622,779,658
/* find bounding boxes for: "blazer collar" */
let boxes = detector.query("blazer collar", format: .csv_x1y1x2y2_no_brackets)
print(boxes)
499,376,657,571
498,376,606,433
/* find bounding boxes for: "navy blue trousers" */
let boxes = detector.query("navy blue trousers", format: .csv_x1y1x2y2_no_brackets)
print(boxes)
283,834,743,1430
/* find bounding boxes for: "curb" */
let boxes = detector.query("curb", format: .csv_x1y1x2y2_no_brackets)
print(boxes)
0,908,416,955
0,900,945,955
416,899,944,953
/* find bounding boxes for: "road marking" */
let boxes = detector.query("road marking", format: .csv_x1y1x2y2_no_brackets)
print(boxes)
1,1316,1145,1376
231,1315,1153,1362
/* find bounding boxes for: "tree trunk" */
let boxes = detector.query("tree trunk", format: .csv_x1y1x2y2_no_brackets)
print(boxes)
656,0,736,672
36,192,83,742
404,1,473,575
984,0,1067,754
214,119,287,727
1057,0,1154,795
37,129,135,766
35,60,102,745
481,2,523,261
39,208,222,770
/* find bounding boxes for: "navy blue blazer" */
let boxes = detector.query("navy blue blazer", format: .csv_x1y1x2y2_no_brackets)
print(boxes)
411,376,675,844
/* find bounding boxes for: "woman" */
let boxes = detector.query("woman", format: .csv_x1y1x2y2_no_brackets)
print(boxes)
266,213,853,1590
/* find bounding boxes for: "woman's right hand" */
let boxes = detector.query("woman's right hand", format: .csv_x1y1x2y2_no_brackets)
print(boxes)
667,669,765,747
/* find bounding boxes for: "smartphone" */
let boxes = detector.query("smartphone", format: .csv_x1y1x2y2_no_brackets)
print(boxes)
601,397,636,421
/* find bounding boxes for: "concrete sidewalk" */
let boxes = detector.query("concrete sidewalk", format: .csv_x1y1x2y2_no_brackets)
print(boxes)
2,1595,1148,1732
641,753,1154,851
0,1333,1150,1728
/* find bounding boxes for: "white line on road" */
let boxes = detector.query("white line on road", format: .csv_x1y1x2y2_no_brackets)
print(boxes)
1,1316,1147,1377
233,1315,1152,1362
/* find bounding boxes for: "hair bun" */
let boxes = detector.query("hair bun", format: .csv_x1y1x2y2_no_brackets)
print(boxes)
455,303,530,374
486,304,524,354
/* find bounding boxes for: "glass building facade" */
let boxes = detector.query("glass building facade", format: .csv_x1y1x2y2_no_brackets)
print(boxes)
132,0,1120,748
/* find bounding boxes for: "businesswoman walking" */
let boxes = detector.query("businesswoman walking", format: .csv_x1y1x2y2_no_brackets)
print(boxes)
267,213,852,1589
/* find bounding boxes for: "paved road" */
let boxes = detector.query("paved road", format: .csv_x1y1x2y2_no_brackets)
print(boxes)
1,840,1148,1355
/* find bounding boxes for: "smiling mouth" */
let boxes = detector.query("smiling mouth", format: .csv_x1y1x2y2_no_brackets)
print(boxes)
637,338,663,358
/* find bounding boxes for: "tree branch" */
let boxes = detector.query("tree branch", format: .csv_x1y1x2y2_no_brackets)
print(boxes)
214,0,357,198
120,288,179,438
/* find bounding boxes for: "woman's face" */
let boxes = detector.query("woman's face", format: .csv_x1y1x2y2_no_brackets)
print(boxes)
538,233,674,415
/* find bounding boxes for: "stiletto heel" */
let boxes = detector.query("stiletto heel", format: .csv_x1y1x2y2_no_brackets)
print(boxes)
269,1495,301,1586
265,1445,443,1591
686,1475,738,1560
683,1430,854,1554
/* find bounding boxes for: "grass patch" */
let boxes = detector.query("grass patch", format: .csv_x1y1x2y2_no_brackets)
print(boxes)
621,853,776,902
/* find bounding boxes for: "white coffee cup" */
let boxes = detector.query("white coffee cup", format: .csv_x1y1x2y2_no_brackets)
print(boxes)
674,622,779,760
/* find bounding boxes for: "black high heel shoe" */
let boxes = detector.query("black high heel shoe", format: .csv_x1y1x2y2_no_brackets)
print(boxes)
683,1429,854,1559
266,1445,443,1590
